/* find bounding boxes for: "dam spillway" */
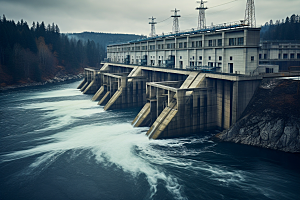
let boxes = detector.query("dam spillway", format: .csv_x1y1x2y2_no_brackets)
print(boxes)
77,63,262,139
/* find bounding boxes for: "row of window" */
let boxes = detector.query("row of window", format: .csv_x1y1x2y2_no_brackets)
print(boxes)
229,37,244,46
108,37,246,52
260,53,300,59
113,55,257,62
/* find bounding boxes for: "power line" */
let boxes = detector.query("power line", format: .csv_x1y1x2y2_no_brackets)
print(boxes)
209,0,239,9
156,17,171,24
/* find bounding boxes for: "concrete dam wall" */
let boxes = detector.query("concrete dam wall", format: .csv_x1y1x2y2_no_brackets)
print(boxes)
77,63,262,139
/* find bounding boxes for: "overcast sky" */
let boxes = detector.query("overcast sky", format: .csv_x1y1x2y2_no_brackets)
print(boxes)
0,0,299,35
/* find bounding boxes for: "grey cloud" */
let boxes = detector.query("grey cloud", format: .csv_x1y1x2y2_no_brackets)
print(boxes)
0,0,299,34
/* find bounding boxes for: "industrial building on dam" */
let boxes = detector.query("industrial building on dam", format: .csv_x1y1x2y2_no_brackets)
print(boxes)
78,0,300,139
107,25,261,75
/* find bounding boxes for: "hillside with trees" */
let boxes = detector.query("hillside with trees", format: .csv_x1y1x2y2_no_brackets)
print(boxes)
0,15,105,87
260,14,300,41
67,32,146,49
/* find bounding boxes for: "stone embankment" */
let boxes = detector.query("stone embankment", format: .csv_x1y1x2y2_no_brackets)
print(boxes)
216,79,300,153
0,73,83,91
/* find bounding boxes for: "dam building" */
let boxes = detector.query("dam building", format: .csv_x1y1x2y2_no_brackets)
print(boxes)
107,24,261,75
259,40,300,71
78,1,299,139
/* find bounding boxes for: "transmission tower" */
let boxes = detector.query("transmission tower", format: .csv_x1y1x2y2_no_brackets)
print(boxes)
196,0,208,30
149,16,157,37
244,0,256,27
171,8,181,33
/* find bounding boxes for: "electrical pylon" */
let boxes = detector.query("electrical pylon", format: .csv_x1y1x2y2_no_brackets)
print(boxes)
171,8,181,33
196,0,208,30
149,16,157,37
244,0,256,27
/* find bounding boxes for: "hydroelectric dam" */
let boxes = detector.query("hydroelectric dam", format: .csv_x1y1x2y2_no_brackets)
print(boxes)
77,62,264,139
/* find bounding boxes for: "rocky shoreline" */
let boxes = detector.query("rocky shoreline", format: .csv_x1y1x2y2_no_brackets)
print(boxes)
0,73,83,92
216,79,300,153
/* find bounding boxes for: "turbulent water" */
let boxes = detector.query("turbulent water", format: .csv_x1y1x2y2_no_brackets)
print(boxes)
0,80,300,200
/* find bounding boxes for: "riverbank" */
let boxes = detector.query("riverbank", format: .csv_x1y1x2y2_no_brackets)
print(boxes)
216,79,300,153
0,72,83,92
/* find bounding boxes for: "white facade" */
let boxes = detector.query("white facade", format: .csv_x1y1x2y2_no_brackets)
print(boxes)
259,41,300,71
259,41,300,60
107,26,261,75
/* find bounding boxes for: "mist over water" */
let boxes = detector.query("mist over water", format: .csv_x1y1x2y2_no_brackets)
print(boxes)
1,81,300,200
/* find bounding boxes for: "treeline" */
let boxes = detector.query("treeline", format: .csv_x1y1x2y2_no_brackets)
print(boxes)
68,32,146,49
0,15,105,86
260,14,300,41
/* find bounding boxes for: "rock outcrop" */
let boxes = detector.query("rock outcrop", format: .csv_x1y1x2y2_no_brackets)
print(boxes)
216,79,300,153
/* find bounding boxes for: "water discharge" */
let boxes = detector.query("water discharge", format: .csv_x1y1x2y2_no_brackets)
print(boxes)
0,80,299,200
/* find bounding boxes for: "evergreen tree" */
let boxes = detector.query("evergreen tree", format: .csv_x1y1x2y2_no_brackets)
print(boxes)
0,17,105,86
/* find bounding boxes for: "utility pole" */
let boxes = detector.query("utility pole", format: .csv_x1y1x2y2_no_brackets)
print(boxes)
149,16,157,37
196,0,208,30
171,8,181,33
244,0,256,27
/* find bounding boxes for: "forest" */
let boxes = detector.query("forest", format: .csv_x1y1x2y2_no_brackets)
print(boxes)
68,32,146,50
0,15,105,87
260,14,300,41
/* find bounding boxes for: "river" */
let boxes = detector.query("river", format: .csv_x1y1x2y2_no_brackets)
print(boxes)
0,80,299,200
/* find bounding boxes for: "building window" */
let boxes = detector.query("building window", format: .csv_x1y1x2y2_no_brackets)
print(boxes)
266,68,274,73
199,56,202,60
259,54,262,59
149,45,155,50
157,44,161,49
283,54,288,59
161,44,164,49
191,41,195,48
219,56,222,61
180,56,182,59
264,54,267,59
167,44,171,49
193,56,195,60
209,40,213,47
251,56,255,61
208,56,211,60
278,54,281,59
184,42,187,48
297,54,300,59
179,43,183,48
218,39,222,46
229,38,236,46
230,56,233,60
291,53,295,59
238,37,244,45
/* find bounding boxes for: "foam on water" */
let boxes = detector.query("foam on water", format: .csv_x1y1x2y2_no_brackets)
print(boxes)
18,99,103,131
0,122,187,199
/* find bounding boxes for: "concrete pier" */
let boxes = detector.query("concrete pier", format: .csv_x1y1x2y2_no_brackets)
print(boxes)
78,62,263,139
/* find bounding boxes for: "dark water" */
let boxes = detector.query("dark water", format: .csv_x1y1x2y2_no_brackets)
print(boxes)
1,80,300,200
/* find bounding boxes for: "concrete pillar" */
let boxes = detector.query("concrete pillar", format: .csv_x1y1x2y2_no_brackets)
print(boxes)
232,81,239,124
157,88,165,117
121,77,127,87
176,90,186,134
